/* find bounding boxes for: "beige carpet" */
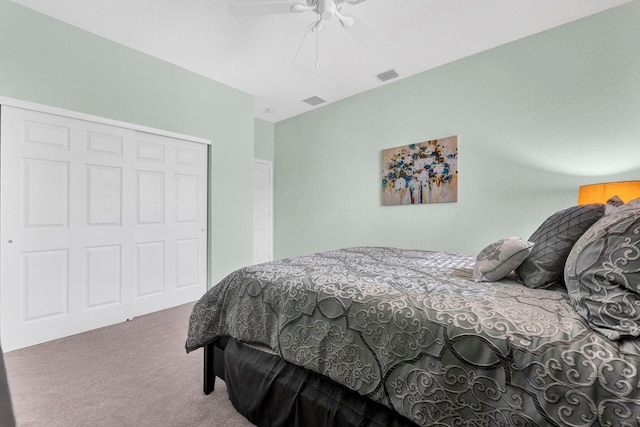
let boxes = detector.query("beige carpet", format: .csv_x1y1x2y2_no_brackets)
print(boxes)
3,303,255,427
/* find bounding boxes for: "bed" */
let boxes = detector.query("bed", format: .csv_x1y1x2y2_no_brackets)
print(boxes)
186,200,640,426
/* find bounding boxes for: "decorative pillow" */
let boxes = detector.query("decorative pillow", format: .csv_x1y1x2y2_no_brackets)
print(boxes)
606,195,624,207
473,237,534,282
564,202,640,339
604,195,624,215
516,204,605,289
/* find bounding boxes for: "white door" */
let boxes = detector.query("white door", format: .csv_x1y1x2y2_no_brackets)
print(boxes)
253,160,273,264
0,105,208,351
132,132,208,317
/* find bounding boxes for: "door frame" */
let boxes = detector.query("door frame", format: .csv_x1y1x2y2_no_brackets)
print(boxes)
0,97,211,145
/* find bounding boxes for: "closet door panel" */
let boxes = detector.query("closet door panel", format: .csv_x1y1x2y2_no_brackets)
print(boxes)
85,245,122,308
0,107,138,350
23,158,70,228
132,133,207,317
137,171,165,225
87,164,123,226
23,249,69,320
1,104,207,351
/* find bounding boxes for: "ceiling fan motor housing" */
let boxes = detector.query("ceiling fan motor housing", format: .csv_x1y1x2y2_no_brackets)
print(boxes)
318,0,337,20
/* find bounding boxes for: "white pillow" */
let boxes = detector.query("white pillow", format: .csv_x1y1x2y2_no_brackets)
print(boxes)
473,237,534,282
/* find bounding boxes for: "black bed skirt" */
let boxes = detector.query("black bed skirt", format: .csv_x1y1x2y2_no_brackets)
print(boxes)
222,338,418,427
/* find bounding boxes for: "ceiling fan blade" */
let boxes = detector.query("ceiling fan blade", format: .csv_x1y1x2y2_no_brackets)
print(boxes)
340,13,391,46
229,1,306,16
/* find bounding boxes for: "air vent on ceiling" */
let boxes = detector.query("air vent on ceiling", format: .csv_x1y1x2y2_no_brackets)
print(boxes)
303,96,326,106
376,69,399,82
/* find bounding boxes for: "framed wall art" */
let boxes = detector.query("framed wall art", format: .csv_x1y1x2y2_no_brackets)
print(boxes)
381,135,458,206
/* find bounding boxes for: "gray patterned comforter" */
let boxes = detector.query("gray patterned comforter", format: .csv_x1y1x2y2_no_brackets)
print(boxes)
186,247,640,426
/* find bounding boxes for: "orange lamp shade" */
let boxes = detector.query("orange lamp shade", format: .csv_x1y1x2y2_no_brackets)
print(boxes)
578,180,640,205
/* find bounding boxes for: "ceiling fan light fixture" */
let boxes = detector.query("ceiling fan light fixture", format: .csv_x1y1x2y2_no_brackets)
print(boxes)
337,12,354,27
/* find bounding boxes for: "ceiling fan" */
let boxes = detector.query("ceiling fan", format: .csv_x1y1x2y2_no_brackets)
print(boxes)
229,0,370,33
229,0,377,67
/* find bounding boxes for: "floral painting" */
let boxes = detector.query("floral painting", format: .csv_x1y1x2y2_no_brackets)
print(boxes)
381,136,458,205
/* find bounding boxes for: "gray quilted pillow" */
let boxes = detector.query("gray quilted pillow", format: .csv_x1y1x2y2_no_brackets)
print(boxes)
473,237,534,282
516,204,605,289
564,202,640,339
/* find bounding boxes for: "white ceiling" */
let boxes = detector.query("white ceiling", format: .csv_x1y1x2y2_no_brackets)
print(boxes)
10,0,633,123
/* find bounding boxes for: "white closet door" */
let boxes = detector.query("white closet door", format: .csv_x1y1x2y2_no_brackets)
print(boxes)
0,106,207,351
253,160,273,264
132,132,208,317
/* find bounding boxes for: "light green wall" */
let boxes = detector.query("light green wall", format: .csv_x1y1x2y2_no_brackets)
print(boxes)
254,118,275,162
0,0,255,284
274,2,640,259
